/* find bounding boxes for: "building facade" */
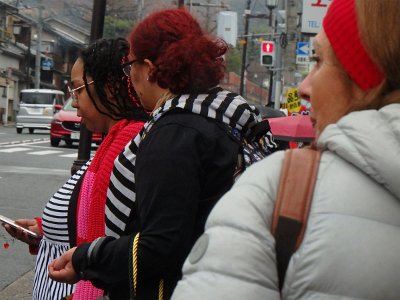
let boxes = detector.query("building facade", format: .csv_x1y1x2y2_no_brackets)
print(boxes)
0,0,89,123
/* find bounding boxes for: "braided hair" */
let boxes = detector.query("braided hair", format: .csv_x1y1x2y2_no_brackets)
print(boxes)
79,38,148,121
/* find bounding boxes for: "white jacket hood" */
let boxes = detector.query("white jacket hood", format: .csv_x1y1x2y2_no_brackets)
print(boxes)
317,103,400,199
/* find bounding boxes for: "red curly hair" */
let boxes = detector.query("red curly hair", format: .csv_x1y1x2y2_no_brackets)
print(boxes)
129,8,228,95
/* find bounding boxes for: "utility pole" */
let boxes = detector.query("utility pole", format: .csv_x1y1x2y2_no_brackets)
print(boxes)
137,0,144,20
265,0,278,107
34,1,42,89
274,0,286,109
71,0,107,175
205,0,211,32
26,25,32,88
267,67,274,106
239,0,251,97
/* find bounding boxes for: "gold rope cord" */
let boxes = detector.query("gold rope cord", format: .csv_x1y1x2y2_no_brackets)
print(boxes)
158,279,164,300
132,232,164,299
132,232,140,297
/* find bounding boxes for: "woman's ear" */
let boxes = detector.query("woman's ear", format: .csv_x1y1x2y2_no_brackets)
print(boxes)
143,59,156,82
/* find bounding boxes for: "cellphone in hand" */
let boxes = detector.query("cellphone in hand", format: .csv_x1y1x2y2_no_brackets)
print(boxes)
0,215,41,238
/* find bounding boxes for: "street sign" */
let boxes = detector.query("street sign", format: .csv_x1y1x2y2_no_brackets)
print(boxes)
301,0,332,33
217,11,238,47
41,58,53,71
286,88,301,114
296,42,309,56
296,41,311,64
296,55,310,64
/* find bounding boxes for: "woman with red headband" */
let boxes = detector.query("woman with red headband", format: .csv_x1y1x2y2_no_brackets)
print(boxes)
172,0,400,299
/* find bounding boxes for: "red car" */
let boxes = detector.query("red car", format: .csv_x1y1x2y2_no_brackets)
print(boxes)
50,98,103,147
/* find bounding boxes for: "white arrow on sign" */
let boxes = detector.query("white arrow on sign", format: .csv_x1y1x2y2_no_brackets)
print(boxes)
296,42,310,56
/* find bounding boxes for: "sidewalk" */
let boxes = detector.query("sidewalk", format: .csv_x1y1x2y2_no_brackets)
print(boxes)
0,269,34,300
0,121,15,127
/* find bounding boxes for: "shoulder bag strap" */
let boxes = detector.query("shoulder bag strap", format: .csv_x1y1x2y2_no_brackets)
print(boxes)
271,148,321,290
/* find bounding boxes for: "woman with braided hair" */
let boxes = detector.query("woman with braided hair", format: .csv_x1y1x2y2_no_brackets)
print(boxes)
3,38,148,300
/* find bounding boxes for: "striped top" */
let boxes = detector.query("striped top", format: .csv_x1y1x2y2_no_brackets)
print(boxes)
33,161,90,300
107,88,263,223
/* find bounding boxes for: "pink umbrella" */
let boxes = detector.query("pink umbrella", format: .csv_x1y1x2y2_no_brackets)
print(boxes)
268,115,315,142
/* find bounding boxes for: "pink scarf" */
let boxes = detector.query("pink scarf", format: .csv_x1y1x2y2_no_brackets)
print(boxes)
73,119,144,300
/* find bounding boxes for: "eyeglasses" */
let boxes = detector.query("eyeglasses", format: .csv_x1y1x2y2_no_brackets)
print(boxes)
68,80,94,102
122,60,138,77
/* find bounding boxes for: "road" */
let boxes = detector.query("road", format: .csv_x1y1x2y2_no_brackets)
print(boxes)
0,126,96,297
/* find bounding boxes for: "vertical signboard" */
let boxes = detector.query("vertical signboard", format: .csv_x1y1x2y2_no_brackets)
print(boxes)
301,0,332,33
217,11,238,47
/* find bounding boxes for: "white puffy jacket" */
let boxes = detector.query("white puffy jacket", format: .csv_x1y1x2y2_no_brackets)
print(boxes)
172,104,400,300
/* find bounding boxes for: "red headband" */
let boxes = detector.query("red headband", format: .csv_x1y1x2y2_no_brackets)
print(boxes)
323,0,384,90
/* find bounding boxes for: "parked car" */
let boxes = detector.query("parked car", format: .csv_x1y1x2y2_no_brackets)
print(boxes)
50,98,103,147
16,89,65,134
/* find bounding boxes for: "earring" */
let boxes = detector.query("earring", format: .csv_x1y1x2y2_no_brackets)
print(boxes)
147,76,149,81
1,232,14,250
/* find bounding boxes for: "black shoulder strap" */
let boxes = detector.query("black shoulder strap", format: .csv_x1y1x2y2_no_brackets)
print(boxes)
271,148,321,290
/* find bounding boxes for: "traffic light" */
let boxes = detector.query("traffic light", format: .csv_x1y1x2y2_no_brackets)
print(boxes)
260,41,275,67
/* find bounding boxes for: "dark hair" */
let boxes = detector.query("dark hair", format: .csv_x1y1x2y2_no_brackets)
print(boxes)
129,9,228,95
80,38,148,121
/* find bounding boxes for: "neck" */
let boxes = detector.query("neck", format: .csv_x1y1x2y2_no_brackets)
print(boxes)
105,118,119,133
153,90,176,112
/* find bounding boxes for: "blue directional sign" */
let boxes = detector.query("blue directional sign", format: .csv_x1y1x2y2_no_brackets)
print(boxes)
41,58,53,71
296,42,310,56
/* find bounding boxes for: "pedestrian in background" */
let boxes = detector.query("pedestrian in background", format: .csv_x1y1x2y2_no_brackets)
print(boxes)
47,8,275,300
3,38,148,300
171,0,400,299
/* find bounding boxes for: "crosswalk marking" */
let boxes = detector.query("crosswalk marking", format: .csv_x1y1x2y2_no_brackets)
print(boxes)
27,150,63,155
0,146,94,158
0,147,32,153
0,165,70,176
60,153,78,158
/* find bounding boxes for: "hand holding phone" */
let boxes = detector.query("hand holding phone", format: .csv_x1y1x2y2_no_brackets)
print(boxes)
0,215,41,239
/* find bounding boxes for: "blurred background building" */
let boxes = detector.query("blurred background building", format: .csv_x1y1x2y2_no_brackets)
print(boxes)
0,0,327,123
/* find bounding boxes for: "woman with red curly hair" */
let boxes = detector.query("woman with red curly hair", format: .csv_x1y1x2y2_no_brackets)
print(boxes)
48,8,275,299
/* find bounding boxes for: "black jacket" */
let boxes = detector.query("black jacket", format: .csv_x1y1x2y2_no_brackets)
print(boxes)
72,110,239,299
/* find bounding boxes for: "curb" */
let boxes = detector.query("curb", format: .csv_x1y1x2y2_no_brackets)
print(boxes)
0,123,16,128
0,269,34,300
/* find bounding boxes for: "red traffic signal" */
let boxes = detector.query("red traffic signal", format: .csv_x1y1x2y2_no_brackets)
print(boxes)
260,41,276,67
262,41,274,53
